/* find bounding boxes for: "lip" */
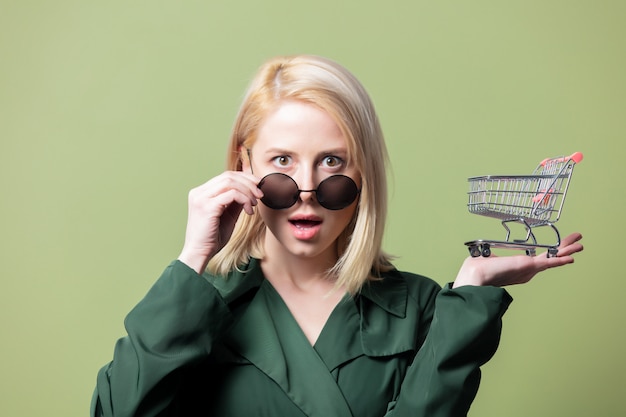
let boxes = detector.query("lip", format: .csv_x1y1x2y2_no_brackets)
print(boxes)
288,214,323,240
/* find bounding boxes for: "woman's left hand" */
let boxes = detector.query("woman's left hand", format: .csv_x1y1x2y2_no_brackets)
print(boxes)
453,232,584,288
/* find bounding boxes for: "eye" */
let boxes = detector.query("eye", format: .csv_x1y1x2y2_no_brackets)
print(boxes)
272,155,292,167
321,155,344,168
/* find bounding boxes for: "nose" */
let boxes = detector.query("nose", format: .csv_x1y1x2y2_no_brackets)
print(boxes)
295,169,318,203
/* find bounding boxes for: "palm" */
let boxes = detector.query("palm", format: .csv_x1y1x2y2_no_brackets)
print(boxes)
454,233,584,288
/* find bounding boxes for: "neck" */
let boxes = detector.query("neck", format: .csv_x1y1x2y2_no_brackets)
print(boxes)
260,234,339,293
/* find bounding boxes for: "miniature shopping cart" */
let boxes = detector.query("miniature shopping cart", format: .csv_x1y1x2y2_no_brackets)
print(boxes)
465,152,583,258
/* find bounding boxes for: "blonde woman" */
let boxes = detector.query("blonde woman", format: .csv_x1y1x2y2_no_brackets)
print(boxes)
92,55,583,417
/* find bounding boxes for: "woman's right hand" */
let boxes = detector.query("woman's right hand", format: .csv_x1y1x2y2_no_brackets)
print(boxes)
177,171,263,274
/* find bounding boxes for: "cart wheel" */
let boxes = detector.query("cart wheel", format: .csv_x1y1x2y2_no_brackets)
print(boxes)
547,247,559,258
481,244,491,258
469,246,481,258
525,248,536,257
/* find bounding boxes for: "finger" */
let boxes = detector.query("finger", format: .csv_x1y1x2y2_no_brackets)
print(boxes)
193,173,262,208
193,170,258,192
559,232,583,247
534,233,583,259
556,232,584,257
209,189,259,216
557,244,584,258
534,251,578,272
230,171,265,199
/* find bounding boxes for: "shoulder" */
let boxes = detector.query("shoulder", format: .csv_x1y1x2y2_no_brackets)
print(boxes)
357,268,441,355
359,268,441,319
386,269,441,289
203,258,265,306
381,268,442,304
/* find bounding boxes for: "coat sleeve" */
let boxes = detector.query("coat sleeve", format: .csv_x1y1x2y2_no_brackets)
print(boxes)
387,284,513,417
90,261,233,417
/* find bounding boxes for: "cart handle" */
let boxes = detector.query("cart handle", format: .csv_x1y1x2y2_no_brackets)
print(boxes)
540,151,584,166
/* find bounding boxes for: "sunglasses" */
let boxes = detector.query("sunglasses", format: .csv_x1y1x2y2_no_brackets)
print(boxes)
257,173,360,210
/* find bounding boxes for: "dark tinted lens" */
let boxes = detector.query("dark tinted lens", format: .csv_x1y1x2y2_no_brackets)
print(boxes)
316,175,360,210
258,173,299,209
257,173,360,210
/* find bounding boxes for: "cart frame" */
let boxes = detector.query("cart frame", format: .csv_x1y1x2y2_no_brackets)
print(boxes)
465,152,583,257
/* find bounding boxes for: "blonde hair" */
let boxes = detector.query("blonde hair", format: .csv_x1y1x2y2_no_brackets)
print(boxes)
208,55,393,294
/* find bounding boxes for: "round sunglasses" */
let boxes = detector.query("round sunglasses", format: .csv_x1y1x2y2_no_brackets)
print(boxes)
257,173,360,210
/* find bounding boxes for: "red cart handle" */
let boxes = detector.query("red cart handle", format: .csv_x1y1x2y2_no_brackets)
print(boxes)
540,152,584,166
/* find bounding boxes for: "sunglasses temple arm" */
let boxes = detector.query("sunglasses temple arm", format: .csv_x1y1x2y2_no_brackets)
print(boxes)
245,148,254,175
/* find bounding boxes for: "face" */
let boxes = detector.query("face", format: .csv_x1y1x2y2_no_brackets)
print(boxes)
244,100,360,264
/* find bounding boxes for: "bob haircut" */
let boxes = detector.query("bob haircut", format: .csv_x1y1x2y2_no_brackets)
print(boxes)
208,55,393,295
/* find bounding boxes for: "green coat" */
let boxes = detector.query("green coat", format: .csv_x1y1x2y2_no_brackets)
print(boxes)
92,258,512,417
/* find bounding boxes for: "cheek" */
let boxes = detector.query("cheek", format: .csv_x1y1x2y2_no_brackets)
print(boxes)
257,205,275,222
332,204,358,233
257,205,283,234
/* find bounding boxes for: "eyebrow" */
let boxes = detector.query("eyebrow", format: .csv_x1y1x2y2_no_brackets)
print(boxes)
261,147,349,157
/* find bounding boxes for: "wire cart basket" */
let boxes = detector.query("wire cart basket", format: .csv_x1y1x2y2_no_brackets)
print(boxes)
465,152,583,258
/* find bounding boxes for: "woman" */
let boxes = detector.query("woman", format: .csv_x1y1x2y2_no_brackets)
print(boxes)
91,55,583,417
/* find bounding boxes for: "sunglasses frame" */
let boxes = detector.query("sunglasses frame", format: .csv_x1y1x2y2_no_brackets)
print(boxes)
257,172,361,210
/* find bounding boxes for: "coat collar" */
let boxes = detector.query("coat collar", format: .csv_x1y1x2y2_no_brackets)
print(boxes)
207,258,409,318
204,258,266,305
208,258,417,360
358,269,408,318
207,258,418,415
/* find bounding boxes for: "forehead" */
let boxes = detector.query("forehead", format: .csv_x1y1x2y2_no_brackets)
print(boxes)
253,100,350,154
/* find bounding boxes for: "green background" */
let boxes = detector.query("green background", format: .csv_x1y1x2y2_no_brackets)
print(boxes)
1,1,624,416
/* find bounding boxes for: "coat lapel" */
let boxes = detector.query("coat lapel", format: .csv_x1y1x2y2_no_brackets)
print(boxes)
312,296,364,372
211,259,417,416
225,279,355,417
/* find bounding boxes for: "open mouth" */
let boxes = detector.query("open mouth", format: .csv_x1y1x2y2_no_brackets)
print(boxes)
289,219,322,229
